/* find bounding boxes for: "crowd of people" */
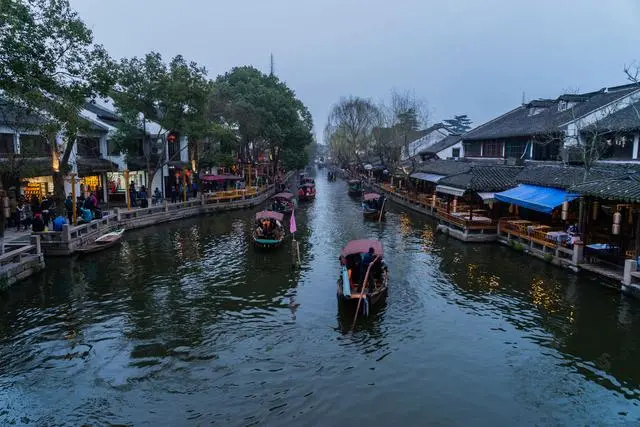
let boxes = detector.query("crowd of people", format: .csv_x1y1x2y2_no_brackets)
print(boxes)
8,193,71,233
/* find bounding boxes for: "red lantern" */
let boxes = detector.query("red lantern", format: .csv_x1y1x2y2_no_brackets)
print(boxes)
167,132,177,143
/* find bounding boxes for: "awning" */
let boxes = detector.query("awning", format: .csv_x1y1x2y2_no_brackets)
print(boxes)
435,185,465,197
77,157,119,176
477,192,495,202
495,184,577,214
410,172,445,183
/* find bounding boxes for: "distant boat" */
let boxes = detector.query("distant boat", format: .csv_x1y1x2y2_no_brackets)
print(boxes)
253,211,285,249
347,179,363,197
362,193,385,221
297,182,316,201
270,192,296,214
75,229,125,255
337,239,388,314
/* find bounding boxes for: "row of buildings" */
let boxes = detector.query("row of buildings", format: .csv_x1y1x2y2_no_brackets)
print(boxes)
0,97,277,204
364,82,640,285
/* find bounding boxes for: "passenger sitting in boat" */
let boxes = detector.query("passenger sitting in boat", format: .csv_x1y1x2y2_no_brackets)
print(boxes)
255,224,264,237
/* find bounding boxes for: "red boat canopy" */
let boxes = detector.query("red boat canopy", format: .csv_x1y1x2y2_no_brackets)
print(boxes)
341,239,384,257
272,192,295,200
255,211,284,222
363,193,381,201
201,174,243,182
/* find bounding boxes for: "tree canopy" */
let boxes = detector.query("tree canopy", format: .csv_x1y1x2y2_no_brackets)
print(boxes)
443,115,472,134
212,66,314,170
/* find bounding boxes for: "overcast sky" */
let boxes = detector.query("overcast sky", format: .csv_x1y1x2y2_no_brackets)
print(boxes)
70,0,640,141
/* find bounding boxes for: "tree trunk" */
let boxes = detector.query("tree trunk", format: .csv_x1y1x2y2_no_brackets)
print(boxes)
53,137,75,214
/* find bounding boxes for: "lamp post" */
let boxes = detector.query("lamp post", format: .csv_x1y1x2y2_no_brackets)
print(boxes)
71,173,77,225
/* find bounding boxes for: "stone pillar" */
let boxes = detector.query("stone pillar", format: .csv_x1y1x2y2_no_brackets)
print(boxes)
623,259,637,286
572,239,584,265
30,234,41,254
61,224,71,242
164,201,169,213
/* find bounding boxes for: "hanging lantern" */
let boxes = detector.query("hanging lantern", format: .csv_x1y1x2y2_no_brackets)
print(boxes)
489,201,494,210
613,211,622,235
509,204,513,214
431,193,436,208
592,200,599,220
452,197,458,213
561,201,569,221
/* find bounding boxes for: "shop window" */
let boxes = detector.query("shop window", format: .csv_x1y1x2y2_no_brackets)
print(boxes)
77,137,101,156
463,142,481,157
107,139,121,156
452,147,460,158
0,133,15,154
20,134,49,157
505,142,527,159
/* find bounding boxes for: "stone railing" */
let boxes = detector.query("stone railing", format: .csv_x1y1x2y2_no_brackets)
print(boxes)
0,235,45,290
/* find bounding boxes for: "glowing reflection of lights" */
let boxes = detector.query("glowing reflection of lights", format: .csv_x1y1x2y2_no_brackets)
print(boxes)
529,277,565,314
421,226,434,252
399,214,412,237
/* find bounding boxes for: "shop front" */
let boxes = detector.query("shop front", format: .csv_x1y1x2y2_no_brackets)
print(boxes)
106,170,147,204
22,175,52,200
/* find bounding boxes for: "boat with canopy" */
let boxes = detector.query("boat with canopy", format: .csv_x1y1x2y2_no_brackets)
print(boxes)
336,239,388,316
297,183,316,201
270,192,296,214
347,179,363,197
362,193,386,220
253,211,285,249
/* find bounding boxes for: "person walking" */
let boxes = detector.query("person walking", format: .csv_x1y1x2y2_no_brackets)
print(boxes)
64,194,73,224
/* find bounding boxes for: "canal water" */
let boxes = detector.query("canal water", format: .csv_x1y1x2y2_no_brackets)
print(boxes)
2,171,640,426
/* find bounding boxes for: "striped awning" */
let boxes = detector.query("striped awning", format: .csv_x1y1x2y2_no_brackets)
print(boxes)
410,172,445,183
435,185,465,197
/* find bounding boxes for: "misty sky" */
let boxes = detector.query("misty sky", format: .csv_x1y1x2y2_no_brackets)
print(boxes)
70,0,640,141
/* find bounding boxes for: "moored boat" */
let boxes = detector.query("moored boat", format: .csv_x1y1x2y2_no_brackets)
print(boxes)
297,183,316,201
75,229,125,255
362,193,386,221
336,239,388,315
253,211,285,249
270,192,296,214
347,179,363,197
327,170,336,182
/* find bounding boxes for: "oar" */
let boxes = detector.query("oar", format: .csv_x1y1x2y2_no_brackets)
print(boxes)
351,255,379,331
378,198,386,222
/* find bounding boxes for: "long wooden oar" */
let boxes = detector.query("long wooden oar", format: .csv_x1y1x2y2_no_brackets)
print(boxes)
352,256,379,331
378,198,386,222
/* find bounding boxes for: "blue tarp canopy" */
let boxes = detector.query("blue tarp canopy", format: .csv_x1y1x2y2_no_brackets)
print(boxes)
495,184,577,214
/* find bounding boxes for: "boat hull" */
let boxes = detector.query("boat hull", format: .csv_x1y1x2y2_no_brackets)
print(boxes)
363,209,385,221
336,275,388,312
298,194,315,202
348,189,362,197
253,237,284,250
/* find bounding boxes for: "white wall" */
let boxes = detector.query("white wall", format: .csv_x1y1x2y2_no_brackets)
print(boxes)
437,141,464,159
403,128,451,160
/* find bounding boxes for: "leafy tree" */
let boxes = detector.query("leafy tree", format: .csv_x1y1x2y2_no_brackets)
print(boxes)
443,115,472,134
111,52,211,194
212,66,313,172
0,0,115,208
325,96,380,167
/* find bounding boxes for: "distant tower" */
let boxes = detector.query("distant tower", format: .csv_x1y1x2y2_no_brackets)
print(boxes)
521,91,526,105
270,53,275,76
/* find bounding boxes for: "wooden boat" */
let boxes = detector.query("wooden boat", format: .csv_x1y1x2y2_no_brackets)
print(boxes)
327,171,336,182
270,192,296,214
347,179,363,197
75,229,125,254
297,183,316,201
362,192,386,221
336,239,388,315
253,210,285,249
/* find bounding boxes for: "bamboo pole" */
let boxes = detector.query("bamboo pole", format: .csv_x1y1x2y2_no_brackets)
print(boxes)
352,256,379,330
378,198,386,222
71,173,77,225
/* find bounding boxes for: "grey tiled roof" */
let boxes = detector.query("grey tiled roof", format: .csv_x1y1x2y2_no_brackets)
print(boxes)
462,84,640,141
416,159,472,176
515,163,636,189
592,101,640,131
438,165,522,192
419,135,461,155
570,174,640,203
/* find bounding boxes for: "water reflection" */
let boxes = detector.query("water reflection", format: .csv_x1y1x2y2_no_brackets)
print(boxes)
1,171,640,424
